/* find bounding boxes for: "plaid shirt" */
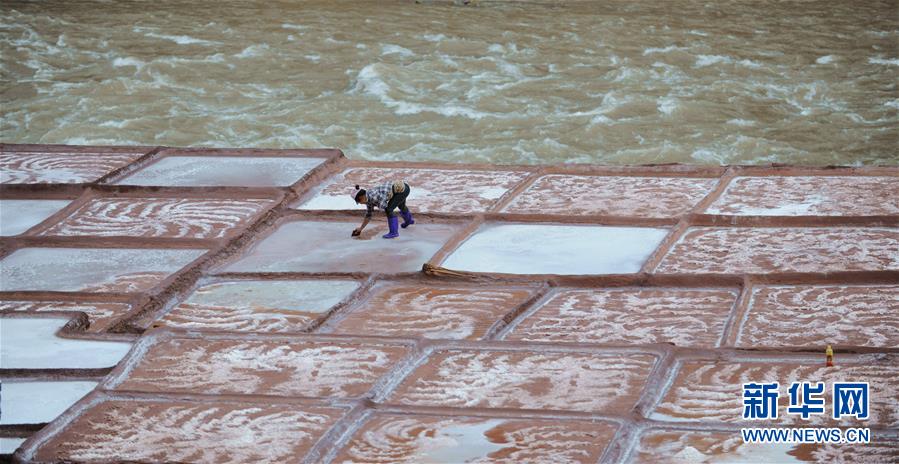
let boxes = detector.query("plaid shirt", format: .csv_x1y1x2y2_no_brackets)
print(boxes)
364,182,394,218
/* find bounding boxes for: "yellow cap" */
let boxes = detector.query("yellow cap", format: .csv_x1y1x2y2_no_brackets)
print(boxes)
825,345,833,357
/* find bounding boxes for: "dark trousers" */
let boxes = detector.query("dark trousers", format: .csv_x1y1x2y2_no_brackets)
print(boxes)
385,183,410,217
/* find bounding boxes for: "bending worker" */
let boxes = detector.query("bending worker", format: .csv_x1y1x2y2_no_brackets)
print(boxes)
351,180,414,239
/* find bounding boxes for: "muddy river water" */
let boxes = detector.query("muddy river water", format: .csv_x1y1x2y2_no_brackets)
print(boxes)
2,0,897,165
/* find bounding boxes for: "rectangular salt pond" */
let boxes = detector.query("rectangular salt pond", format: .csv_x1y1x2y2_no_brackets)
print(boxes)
0,380,97,424
0,199,71,236
183,280,359,312
294,167,529,214
706,176,899,216
115,156,324,187
222,220,457,273
441,224,669,275
0,247,206,292
0,318,132,369
158,280,361,332
335,415,616,463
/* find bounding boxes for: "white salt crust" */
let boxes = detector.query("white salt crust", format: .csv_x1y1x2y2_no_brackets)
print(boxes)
116,156,324,187
0,199,70,235
0,318,132,369
0,381,97,425
442,224,669,274
0,247,206,292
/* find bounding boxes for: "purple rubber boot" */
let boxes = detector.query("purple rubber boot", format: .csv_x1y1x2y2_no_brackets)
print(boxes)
383,215,400,239
400,210,415,228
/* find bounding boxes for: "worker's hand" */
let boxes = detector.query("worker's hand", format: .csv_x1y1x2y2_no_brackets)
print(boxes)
351,228,362,237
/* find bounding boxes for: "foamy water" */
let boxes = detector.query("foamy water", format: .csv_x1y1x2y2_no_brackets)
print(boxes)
2,0,897,165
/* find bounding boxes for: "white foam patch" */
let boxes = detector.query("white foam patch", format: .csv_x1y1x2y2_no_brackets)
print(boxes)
727,119,756,127
695,55,729,67
112,57,144,68
442,224,669,275
422,33,448,42
0,380,97,425
381,44,414,57
816,55,835,64
138,30,218,46
643,45,685,55
690,149,725,164
694,55,761,68
353,64,490,120
0,199,71,236
658,97,678,115
0,318,132,369
235,44,269,59
869,56,899,66
116,156,324,187
183,280,359,314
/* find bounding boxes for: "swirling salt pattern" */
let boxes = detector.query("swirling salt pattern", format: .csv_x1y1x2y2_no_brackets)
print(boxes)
656,227,899,274
4,3,897,166
42,198,273,239
334,287,533,340
504,175,717,218
508,289,737,347
43,401,340,463
392,350,656,413
0,152,142,184
739,286,899,348
117,339,405,398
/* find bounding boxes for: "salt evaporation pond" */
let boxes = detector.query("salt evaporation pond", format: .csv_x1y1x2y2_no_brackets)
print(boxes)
0,381,97,425
115,156,324,187
705,176,899,216
0,199,70,236
294,167,529,214
158,279,360,332
335,414,616,463
183,280,358,313
222,220,457,273
442,224,669,274
0,247,206,292
0,318,132,369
